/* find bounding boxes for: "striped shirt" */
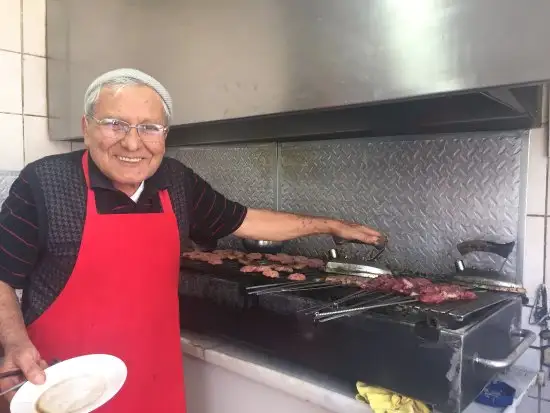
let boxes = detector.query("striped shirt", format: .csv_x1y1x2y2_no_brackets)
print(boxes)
0,150,247,290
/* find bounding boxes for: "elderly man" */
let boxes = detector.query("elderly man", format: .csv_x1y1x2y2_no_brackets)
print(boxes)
0,69,383,412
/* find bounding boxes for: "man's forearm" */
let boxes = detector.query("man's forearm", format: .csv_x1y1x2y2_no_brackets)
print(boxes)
0,282,30,350
233,208,336,241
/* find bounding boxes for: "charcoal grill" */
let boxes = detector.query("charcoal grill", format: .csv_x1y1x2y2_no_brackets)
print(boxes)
178,258,535,413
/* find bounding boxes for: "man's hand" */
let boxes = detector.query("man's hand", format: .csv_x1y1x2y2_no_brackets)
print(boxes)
330,220,386,246
0,341,47,401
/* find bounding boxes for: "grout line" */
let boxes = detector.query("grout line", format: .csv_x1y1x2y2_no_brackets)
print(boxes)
0,111,51,118
0,48,20,55
20,0,25,167
0,47,45,59
529,214,547,218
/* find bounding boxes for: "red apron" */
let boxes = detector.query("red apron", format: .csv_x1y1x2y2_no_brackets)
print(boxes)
27,152,186,413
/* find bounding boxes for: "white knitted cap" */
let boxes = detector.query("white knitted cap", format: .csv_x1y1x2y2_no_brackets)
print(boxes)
84,68,173,119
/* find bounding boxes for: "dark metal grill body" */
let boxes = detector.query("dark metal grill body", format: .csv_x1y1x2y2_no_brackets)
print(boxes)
178,261,530,413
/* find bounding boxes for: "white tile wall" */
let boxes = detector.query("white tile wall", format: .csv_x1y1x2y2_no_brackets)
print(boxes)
522,127,550,413
0,0,70,170
524,216,546,303
0,0,21,52
24,116,70,163
527,128,548,215
0,50,23,114
517,308,542,372
23,55,47,116
0,113,24,169
22,0,46,56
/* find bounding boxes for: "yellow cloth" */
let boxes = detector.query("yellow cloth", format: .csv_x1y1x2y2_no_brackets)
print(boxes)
355,382,431,413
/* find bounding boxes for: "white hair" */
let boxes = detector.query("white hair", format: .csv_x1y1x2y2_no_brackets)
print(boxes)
83,68,173,124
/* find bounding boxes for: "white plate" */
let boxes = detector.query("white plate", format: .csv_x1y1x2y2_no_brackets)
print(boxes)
10,354,127,413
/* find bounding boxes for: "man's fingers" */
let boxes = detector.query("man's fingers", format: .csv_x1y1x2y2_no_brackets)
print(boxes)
357,226,385,244
366,235,383,245
16,356,45,385
345,225,386,246
21,363,45,385
362,226,383,237
0,345,46,403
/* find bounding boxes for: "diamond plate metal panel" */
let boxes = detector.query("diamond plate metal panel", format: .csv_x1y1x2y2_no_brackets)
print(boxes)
0,171,19,206
279,132,525,279
167,144,277,249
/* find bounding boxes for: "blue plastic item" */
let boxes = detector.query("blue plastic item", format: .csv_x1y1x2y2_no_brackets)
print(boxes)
475,380,516,408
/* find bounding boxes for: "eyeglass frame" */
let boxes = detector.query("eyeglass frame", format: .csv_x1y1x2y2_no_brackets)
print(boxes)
88,116,169,142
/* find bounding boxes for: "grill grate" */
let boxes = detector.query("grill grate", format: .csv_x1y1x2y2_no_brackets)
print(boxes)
410,291,512,321
180,259,517,327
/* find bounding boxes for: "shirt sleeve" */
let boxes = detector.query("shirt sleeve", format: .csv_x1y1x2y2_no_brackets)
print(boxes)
0,168,40,288
187,170,247,242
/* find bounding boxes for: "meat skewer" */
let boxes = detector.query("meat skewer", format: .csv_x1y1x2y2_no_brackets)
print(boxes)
324,275,477,304
249,273,477,307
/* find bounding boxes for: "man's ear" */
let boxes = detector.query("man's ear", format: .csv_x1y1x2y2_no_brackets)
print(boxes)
81,115,90,146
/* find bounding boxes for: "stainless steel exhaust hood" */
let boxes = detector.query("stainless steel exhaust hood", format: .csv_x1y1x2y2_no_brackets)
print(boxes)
47,0,550,143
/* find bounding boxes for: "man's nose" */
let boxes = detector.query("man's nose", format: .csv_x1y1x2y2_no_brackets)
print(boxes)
120,127,141,151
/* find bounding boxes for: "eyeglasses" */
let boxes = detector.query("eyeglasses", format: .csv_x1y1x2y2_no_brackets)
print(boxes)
90,117,168,143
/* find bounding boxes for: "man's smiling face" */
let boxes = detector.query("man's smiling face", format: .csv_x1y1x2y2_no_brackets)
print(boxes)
82,84,167,195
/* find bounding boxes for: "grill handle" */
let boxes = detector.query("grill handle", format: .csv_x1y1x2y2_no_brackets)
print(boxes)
472,329,536,369
332,235,388,261
457,240,515,259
